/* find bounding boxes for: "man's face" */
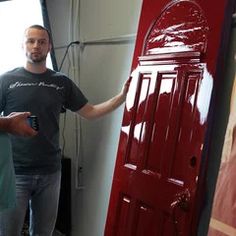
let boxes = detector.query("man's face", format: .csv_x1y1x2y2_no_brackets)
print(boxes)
23,28,51,64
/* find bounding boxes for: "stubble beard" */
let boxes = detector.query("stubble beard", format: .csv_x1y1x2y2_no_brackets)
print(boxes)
27,53,47,64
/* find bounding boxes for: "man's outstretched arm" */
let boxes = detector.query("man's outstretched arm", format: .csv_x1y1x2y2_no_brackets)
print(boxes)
77,79,130,120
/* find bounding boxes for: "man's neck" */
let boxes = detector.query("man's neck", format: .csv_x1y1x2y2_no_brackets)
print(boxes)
24,62,47,74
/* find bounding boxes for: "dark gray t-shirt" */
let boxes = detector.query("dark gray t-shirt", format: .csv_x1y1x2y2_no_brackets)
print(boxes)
0,67,88,175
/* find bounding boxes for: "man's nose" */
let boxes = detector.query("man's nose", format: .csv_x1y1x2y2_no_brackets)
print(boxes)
33,41,40,47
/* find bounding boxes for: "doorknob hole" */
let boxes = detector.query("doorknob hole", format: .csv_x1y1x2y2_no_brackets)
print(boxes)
190,156,197,167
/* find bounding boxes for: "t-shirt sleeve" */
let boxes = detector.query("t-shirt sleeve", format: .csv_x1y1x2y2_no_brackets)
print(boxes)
64,78,88,112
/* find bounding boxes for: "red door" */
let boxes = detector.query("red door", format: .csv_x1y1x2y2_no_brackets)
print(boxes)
105,0,235,235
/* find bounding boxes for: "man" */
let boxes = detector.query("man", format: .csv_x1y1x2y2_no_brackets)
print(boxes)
0,112,37,213
0,25,129,236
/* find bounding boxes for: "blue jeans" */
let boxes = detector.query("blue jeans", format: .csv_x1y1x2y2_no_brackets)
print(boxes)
0,171,61,236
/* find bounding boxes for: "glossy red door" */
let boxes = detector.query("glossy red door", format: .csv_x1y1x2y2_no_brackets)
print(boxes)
105,0,235,235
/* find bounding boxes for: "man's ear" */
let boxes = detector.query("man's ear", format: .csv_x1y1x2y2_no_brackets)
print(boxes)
48,43,52,52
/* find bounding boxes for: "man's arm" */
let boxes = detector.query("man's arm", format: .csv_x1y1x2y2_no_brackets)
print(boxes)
0,112,37,136
77,79,130,120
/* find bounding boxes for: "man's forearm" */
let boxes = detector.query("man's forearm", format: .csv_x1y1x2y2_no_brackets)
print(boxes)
0,113,37,136
93,92,126,116
77,92,126,120
77,78,130,120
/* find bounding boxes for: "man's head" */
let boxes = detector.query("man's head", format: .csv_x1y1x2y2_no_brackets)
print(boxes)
22,25,52,64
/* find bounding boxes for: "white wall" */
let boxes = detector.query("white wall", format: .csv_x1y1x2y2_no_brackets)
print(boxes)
46,0,142,235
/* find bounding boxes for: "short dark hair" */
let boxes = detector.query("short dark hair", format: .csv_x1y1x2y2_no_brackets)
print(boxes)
25,24,52,43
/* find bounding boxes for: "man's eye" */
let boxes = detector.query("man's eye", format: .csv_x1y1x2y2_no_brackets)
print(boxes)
39,41,46,45
27,40,34,44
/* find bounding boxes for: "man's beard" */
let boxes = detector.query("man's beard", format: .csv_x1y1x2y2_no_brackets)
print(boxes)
27,53,47,63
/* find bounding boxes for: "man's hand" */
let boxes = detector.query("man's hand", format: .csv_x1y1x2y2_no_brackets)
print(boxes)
120,77,131,101
4,112,38,136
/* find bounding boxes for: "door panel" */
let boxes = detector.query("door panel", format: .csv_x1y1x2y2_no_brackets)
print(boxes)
105,0,235,235
107,63,206,235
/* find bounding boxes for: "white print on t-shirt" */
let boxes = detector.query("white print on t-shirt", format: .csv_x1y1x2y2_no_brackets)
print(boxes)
9,81,64,91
